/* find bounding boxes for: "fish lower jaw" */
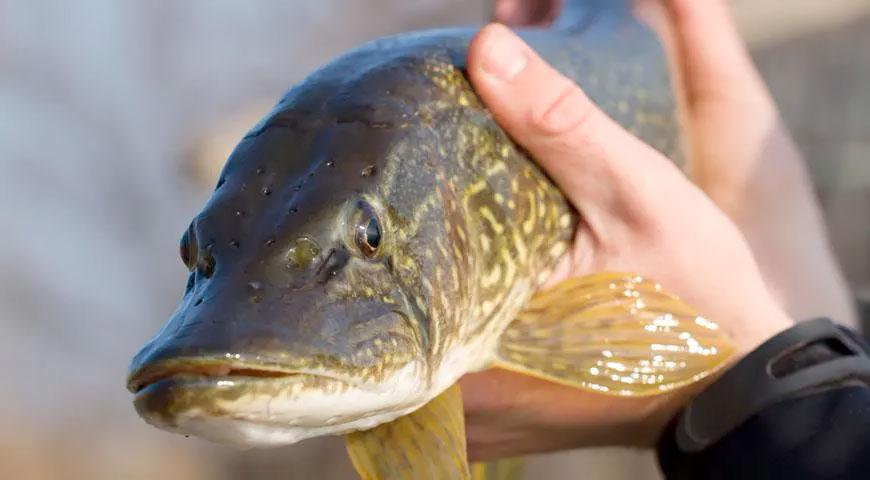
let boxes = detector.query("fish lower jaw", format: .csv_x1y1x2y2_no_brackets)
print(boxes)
135,361,432,447
156,404,424,447
136,344,497,447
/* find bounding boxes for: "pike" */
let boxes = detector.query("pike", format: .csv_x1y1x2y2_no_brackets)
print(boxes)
127,1,734,478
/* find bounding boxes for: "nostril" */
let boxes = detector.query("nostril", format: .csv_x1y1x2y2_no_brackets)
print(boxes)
197,253,215,278
316,248,349,284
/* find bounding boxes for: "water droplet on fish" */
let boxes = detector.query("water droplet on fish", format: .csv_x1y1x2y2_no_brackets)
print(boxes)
326,160,335,167
235,210,245,217
361,165,376,177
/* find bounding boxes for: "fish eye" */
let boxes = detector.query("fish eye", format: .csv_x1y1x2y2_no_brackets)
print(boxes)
353,203,382,258
180,226,198,271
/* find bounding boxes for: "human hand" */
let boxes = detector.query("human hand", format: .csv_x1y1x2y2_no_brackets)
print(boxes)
459,2,808,460
642,0,856,328
492,0,857,327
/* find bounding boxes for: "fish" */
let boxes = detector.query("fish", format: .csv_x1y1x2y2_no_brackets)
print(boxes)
126,1,734,478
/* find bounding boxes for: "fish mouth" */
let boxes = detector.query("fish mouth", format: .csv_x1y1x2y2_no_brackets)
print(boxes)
127,356,426,446
127,357,362,437
126,357,340,394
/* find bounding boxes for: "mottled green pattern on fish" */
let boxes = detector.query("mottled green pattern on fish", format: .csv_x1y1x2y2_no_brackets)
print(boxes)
127,0,681,446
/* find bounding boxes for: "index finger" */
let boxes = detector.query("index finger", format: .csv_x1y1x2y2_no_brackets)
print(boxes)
659,0,773,110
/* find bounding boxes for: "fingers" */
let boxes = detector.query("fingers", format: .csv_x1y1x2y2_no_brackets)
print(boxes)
466,24,679,223
662,0,772,110
492,0,561,26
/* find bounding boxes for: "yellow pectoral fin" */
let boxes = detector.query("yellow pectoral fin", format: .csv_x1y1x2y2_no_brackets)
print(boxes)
471,458,524,480
344,383,470,480
496,272,735,396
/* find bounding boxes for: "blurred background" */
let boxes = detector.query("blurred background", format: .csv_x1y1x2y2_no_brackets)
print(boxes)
1,0,868,479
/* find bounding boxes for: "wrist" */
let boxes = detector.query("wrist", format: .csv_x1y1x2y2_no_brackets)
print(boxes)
671,318,870,452
732,298,794,357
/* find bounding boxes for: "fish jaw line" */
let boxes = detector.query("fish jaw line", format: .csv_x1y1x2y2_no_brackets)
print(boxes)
126,356,360,394
132,360,430,446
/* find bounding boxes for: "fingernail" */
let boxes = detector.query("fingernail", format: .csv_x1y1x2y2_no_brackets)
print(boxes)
480,25,528,81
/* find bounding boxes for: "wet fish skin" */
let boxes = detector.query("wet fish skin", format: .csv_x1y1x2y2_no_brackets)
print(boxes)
127,1,680,445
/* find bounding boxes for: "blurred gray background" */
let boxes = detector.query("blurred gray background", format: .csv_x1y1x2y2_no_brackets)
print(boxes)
1,0,868,479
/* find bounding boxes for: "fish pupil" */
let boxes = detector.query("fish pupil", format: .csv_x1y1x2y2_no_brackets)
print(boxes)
365,218,380,250
355,215,381,256
353,202,382,257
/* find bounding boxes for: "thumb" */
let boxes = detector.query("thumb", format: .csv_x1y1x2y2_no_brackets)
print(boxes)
466,23,682,228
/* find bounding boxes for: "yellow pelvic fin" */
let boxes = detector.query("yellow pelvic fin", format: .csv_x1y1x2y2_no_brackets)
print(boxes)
495,272,735,396
471,458,524,480
344,383,470,480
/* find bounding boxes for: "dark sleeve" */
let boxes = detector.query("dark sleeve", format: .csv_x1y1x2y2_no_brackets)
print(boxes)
657,384,870,479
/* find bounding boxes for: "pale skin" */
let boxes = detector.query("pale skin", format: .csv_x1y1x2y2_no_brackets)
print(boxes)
460,0,858,460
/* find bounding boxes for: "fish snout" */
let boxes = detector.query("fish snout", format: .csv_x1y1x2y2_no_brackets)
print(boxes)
128,275,423,394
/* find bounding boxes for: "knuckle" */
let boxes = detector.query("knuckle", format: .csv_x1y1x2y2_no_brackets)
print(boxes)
529,78,596,136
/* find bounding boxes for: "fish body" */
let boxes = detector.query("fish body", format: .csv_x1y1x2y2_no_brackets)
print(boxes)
128,1,730,477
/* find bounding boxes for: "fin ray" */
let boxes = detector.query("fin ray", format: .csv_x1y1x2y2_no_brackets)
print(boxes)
496,273,734,396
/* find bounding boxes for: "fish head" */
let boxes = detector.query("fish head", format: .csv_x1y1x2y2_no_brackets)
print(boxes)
127,42,495,446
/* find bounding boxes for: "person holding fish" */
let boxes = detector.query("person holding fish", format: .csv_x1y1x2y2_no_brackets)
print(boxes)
127,0,869,478
462,0,870,478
